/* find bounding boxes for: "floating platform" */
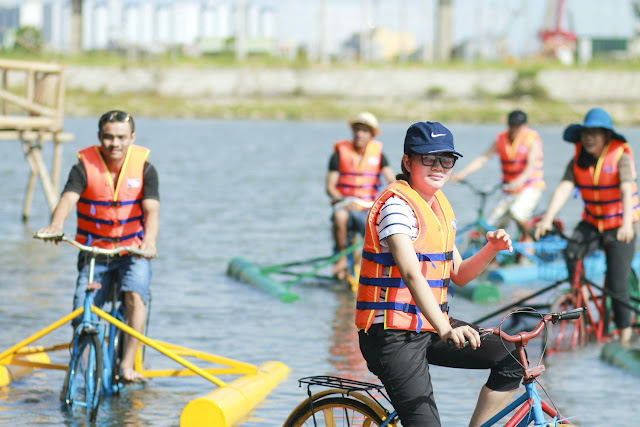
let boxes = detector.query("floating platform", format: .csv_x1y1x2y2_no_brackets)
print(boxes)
455,281,500,303
600,342,640,377
180,361,289,427
227,257,299,302
0,346,51,387
487,252,640,284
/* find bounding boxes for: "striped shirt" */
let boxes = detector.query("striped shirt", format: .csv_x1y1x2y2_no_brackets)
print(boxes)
372,196,418,324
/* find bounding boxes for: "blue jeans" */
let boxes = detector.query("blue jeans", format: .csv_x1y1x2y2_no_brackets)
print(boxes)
73,255,152,326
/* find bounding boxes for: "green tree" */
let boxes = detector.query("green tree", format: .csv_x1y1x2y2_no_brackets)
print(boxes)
14,26,43,52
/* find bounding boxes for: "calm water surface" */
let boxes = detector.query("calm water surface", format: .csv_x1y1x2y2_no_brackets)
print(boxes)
1,118,639,426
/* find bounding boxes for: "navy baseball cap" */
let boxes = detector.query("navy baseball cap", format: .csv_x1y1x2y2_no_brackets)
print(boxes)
404,121,463,157
507,110,527,125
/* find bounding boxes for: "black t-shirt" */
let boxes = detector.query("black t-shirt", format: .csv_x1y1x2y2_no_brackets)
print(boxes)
62,161,160,201
328,151,389,171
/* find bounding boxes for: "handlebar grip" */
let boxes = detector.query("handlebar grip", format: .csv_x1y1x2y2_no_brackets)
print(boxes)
34,232,64,240
447,338,471,349
557,307,586,321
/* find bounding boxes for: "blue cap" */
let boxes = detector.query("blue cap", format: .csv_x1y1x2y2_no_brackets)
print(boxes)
563,108,626,143
404,121,463,157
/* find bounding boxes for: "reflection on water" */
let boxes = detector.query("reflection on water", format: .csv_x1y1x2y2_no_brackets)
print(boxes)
1,118,639,426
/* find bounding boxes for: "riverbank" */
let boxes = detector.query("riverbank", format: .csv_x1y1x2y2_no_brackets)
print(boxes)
58,65,640,125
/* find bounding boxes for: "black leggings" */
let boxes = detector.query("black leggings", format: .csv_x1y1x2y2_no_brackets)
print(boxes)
359,319,523,427
565,220,636,329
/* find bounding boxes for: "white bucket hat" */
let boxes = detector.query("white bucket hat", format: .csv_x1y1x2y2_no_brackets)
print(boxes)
349,111,380,137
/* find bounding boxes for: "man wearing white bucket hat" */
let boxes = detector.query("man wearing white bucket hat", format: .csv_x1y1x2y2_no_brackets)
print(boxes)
326,112,395,280
534,107,640,344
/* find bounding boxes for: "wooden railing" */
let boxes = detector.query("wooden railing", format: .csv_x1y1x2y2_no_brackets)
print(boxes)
0,59,75,220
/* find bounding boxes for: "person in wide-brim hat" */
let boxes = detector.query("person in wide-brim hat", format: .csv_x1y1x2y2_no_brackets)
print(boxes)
535,107,639,345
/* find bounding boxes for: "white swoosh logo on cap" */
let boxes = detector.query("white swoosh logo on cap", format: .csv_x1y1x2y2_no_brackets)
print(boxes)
431,132,446,137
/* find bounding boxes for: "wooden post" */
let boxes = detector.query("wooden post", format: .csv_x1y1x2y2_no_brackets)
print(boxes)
0,59,74,221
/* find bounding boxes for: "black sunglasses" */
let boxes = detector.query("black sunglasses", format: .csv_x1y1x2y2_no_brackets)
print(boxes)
417,153,457,169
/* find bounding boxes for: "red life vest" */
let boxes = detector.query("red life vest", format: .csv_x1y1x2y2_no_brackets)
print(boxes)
573,139,640,231
355,180,455,333
75,145,149,249
496,127,545,194
334,139,383,204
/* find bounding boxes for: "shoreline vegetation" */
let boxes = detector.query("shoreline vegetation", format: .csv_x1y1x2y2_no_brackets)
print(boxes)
5,52,640,125
64,85,640,127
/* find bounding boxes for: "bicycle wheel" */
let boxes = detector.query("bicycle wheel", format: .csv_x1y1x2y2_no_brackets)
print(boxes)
545,292,585,353
62,332,103,422
109,327,125,392
283,396,384,427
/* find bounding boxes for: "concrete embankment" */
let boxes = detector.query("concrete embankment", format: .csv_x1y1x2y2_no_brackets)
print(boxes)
55,66,640,123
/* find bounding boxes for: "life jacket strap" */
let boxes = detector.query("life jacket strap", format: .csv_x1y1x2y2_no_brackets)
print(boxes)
359,276,450,288
77,229,144,244
355,301,449,333
362,250,453,267
79,197,142,207
77,213,144,226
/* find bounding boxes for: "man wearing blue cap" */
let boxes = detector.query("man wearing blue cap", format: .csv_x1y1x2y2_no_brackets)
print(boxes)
357,121,523,426
452,110,545,259
534,108,640,344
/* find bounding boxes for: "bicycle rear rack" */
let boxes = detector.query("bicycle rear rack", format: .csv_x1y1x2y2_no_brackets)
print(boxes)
298,375,384,392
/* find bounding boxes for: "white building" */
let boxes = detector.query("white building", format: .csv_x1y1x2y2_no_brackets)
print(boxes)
1,0,278,54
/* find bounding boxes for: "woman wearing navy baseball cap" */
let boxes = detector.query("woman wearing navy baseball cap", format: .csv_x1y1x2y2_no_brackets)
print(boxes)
356,121,523,426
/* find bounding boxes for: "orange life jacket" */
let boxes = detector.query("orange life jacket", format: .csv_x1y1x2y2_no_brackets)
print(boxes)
496,127,545,194
355,180,455,333
573,139,640,231
335,139,383,204
76,145,149,249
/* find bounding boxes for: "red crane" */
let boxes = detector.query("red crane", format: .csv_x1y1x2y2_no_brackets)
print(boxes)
539,0,577,62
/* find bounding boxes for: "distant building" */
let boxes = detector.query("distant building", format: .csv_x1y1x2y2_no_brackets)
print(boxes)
0,0,277,54
342,27,417,62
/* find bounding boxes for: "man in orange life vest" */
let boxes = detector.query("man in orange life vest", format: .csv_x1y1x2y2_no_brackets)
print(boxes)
326,112,395,280
38,110,159,381
452,110,544,257
534,108,639,345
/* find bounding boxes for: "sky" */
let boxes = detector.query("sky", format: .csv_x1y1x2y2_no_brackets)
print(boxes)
5,0,638,57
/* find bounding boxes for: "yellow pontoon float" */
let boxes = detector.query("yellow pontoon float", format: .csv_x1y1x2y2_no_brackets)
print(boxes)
0,304,288,426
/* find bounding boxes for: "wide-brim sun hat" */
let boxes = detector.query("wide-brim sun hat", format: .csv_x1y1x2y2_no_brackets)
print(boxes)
404,121,463,157
563,107,627,143
349,111,380,137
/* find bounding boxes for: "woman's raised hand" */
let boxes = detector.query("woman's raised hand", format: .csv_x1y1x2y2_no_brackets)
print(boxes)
485,229,513,253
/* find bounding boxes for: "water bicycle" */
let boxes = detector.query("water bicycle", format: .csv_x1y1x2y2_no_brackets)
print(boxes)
228,197,367,301
0,233,288,426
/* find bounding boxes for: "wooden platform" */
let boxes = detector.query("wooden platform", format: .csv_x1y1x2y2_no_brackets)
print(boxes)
0,59,75,220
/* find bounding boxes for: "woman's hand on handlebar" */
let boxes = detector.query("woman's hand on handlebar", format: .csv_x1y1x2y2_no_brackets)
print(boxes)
442,325,481,350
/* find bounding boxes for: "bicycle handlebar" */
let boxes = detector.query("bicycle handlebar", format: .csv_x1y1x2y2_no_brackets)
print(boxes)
449,307,585,349
457,179,502,197
34,233,156,258
332,196,374,211
487,307,586,344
